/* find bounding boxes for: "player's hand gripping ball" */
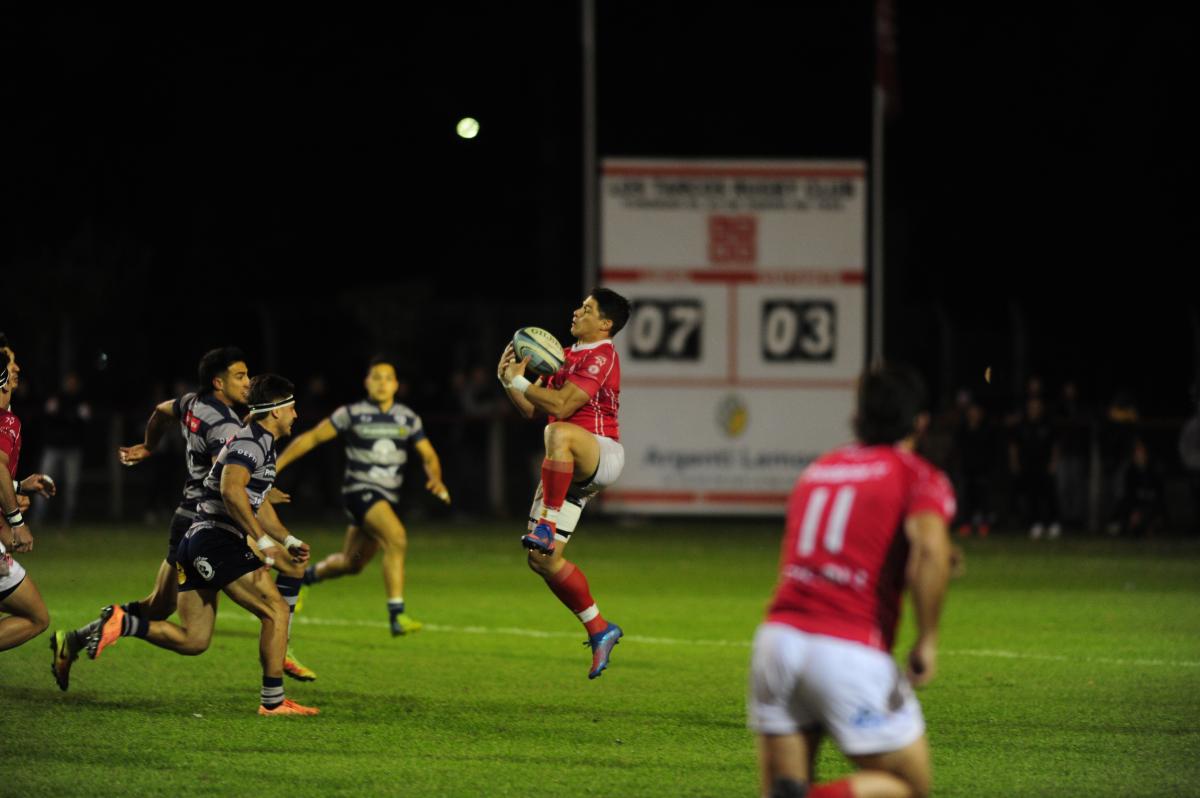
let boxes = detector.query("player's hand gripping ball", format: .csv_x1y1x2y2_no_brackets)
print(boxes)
512,327,565,377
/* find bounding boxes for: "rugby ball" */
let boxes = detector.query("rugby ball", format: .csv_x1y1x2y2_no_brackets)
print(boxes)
513,327,565,377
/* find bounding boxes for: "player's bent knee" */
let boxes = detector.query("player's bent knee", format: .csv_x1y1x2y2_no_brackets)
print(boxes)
526,550,553,576
31,607,50,636
179,637,210,656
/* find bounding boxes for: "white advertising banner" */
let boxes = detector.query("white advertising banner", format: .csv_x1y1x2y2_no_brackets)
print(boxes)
598,159,867,515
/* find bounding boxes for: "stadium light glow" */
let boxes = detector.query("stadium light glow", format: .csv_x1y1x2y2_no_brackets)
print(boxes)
456,117,480,139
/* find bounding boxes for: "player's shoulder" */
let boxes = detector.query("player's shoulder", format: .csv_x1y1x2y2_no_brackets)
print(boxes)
194,395,237,424
0,408,20,434
389,402,420,420
345,400,377,416
894,447,949,483
570,339,619,375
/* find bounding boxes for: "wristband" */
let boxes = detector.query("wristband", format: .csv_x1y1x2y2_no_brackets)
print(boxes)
511,375,532,394
283,535,304,550
3,508,24,528
257,534,276,551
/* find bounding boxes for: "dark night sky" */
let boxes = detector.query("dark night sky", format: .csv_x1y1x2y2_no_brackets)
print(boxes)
4,4,1197,417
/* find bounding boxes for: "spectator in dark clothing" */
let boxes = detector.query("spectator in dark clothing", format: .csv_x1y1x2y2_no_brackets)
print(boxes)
1098,390,1139,523
1010,395,1060,539
1176,395,1200,534
953,401,997,537
33,371,92,525
1110,439,1166,537
1054,381,1091,528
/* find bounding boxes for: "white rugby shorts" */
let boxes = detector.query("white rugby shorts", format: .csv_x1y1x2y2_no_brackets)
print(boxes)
0,551,27,599
747,622,925,756
527,434,624,537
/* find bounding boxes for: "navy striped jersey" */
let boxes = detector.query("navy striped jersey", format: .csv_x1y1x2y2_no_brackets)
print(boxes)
171,392,242,512
329,400,427,502
194,421,277,539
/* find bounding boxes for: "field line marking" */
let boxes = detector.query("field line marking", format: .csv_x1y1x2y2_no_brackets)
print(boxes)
260,614,1200,666
52,607,1200,667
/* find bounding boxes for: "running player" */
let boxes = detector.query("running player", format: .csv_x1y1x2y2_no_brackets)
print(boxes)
86,374,318,716
276,356,450,636
48,347,324,688
1,336,58,654
748,365,955,798
497,288,630,679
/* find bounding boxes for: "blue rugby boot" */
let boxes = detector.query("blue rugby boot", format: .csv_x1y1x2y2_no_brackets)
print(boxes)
521,519,557,555
585,622,623,679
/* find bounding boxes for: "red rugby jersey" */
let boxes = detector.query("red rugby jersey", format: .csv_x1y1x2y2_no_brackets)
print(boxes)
0,407,21,478
766,443,955,652
546,339,620,441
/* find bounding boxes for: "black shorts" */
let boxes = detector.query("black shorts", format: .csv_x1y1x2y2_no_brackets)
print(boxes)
165,508,198,566
343,489,400,527
175,526,261,592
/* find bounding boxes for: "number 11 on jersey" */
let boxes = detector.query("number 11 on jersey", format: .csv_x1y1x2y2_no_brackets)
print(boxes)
797,486,856,556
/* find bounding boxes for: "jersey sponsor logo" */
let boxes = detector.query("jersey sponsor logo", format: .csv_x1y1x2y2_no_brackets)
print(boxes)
355,423,409,439
194,556,215,581
186,411,202,433
801,462,891,484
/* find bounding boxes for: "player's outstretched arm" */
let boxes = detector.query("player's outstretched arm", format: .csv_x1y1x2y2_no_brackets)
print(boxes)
19,473,56,499
119,399,177,465
903,511,951,687
414,438,450,504
256,499,309,573
276,418,338,472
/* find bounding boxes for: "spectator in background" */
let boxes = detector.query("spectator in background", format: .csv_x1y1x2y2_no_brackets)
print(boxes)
1054,380,1091,528
33,371,91,526
1010,395,1060,539
1109,439,1166,537
953,399,997,537
1178,387,1200,534
141,380,188,525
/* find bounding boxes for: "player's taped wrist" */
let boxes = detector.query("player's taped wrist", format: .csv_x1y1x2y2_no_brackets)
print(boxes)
3,508,25,528
510,375,532,394
283,535,304,550
257,534,276,551
12,480,22,496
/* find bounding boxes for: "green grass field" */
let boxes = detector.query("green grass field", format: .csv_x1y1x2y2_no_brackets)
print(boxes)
5,521,1200,797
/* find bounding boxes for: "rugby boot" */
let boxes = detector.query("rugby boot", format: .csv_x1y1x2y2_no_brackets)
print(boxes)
390,614,424,637
283,647,317,681
86,604,125,660
49,630,77,691
521,519,557,555
258,698,320,716
585,622,623,679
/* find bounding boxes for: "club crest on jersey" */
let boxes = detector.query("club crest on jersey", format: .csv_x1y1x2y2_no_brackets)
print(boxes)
716,394,748,438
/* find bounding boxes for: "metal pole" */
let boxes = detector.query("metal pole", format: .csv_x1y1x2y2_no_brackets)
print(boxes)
869,84,885,367
582,0,598,291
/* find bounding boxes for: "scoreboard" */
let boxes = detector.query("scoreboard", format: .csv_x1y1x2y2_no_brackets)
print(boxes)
598,159,867,515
